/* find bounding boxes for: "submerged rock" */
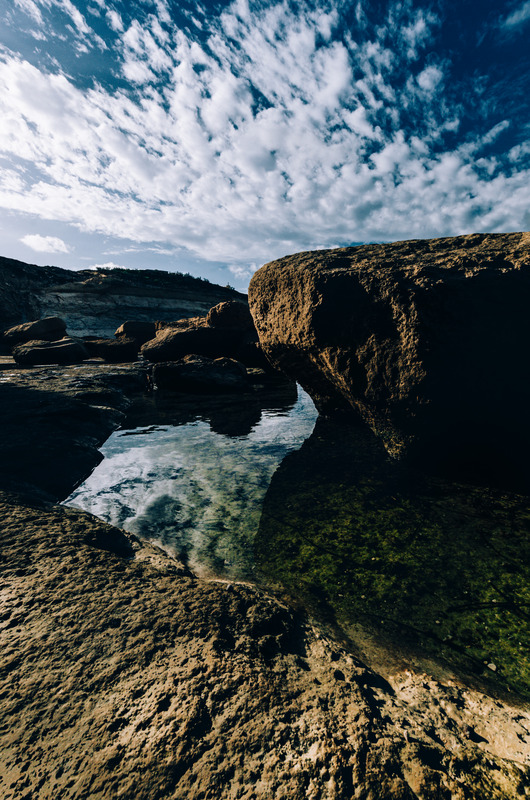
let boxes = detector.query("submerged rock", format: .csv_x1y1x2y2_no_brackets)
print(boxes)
249,232,530,489
12,336,89,366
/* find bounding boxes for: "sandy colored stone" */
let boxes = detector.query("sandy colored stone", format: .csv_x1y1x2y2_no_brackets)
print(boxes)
0,491,528,800
249,232,530,488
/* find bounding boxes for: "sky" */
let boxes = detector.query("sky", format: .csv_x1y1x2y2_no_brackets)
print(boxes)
0,0,529,289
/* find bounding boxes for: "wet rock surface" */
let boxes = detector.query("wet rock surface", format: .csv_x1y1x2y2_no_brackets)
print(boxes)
249,232,530,490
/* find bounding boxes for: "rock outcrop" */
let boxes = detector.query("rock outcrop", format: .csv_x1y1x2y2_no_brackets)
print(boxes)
12,336,90,366
0,256,246,337
3,316,66,345
249,232,530,488
141,301,263,367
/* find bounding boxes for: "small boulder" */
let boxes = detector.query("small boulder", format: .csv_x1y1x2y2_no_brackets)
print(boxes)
3,316,66,345
114,321,156,345
152,355,249,393
12,337,89,366
206,301,255,331
141,320,240,363
83,336,139,363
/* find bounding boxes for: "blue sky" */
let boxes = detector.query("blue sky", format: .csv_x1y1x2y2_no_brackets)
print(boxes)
0,0,529,288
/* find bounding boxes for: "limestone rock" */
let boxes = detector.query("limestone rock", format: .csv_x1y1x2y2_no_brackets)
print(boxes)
152,355,249,393
3,316,66,345
12,336,89,366
249,232,530,488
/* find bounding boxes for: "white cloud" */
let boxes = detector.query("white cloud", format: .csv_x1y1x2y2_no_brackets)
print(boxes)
21,234,72,253
87,261,128,270
0,0,529,274
502,0,530,28
14,0,44,25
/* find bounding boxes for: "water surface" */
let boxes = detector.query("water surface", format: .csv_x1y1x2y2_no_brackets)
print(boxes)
66,386,318,579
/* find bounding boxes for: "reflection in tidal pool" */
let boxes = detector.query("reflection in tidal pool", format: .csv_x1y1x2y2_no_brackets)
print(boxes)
65,386,318,579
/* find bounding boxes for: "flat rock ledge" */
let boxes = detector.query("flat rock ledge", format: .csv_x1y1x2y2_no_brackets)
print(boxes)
248,232,530,488
1,490,529,800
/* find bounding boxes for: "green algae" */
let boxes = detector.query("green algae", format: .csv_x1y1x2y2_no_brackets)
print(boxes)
255,418,530,698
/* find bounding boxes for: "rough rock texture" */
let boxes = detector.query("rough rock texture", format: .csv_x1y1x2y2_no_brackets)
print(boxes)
152,355,250,393
249,232,530,488
0,256,246,337
1,357,529,798
2,316,66,345
1,490,529,800
12,337,90,366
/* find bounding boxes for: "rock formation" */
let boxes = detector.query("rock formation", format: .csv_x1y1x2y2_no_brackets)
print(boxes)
12,336,89,366
152,355,250,393
3,316,66,345
141,300,264,368
0,256,246,337
249,232,530,488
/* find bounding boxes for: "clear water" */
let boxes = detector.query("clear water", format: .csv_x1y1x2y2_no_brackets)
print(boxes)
65,387,318,579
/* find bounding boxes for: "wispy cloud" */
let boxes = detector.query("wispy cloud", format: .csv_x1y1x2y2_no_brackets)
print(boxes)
21,233,72,252
501,0,530,29
1,0,529,272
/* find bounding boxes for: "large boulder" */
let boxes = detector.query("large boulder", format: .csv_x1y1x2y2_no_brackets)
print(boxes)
12,337,89,366
249,232,530,487
152,355,249,393
3,316,66,345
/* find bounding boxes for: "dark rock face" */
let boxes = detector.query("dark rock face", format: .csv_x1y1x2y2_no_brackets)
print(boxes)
206,300,255,330
83,336,139,363
115,320,156,345
3,316,66,345
12,337,90,366
249,232,530,488
152,355,249,393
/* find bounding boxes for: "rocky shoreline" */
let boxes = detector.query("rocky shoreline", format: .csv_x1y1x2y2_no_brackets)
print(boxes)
1,247,530,798
0,354,529,799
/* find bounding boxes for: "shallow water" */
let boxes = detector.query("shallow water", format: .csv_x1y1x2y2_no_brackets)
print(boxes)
65,386,318,579
65,387,530,698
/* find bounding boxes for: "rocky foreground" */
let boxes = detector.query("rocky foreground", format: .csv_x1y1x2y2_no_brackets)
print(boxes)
0,359,529,799
1,239,530,798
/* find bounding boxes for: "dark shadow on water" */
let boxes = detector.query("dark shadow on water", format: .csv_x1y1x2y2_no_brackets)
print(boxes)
255,416,530,699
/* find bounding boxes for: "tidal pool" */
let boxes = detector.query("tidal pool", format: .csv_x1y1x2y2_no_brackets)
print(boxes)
65,385,318,579
66,386,530,699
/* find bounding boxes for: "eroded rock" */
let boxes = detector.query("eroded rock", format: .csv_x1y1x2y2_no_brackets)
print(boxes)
249,232,530,488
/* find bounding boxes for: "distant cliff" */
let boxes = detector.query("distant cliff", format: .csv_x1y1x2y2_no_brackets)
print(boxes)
0,256,246,337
